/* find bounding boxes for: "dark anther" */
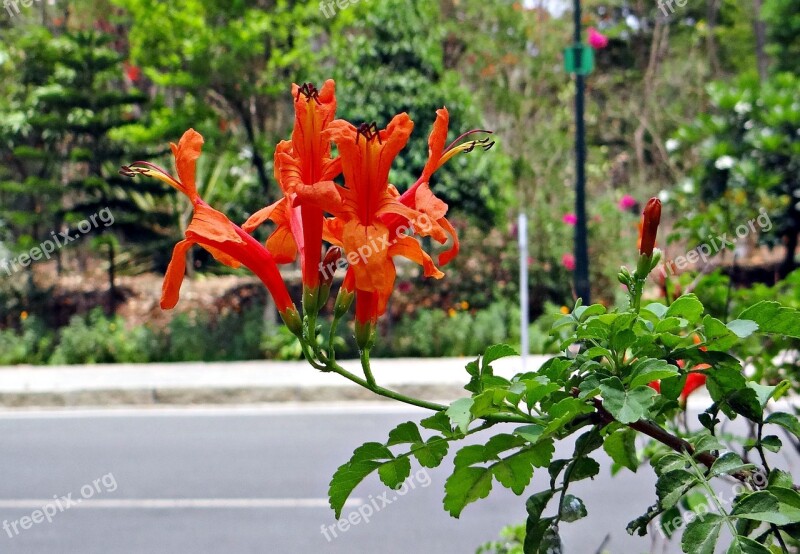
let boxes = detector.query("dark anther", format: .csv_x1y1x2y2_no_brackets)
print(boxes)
119,165,139,177
355,121,382,145
296,82,321,105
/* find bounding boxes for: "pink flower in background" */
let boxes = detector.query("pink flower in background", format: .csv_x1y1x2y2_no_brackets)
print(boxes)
587,28,608,49
562,213,577,225
561,253,576,271
618,194,637,211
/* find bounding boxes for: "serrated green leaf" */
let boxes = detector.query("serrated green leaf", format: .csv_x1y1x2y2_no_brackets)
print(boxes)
731,491,798,525
627,358,680,388
765,412,800,439
328,442,394,518
692,434,724,454
387,421,424,446
644,302,669,319
492,451,537,495
657,469,696,509
540,524,563,553
706,365,747,404
560,494,587,522
710,452,754,478
667,295,705,324
599,377,657,424
726,536,772,554
604,428,639,472
568,457,600,482
653,453,688,476
447,398,474,434
738,301,800,338
482,344,518,371
411,437,449,468
443,466,493,517
726,319,758,338
655,316,686,333
378,456,411,489
420,412,455,436
514,424,544,444
454,444,491,467
728,388,763,422
681,513,723,554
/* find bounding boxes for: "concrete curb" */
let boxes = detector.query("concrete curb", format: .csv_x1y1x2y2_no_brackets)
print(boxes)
0,356,550,408
0,384,469,408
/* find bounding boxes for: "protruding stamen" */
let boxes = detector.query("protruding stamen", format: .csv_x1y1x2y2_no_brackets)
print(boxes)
120,162,183,191
444,129,493,153
437,134,496,169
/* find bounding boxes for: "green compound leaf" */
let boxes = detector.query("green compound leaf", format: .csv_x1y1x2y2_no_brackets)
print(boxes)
599,377,657,424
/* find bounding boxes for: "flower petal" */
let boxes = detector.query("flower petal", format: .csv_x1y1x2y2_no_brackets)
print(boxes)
171,129,204,197
389,235,444,279
186,203,246,246
266,225,298,264
161,239,194,309
242,198,287,233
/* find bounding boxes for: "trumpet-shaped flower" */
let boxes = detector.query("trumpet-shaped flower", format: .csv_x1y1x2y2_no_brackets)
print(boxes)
121,129,299,331
243,81,341,296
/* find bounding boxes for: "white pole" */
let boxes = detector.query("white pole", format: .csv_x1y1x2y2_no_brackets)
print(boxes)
518,212,529,371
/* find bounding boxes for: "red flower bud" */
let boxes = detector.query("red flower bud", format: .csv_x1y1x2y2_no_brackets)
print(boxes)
639,198,661,257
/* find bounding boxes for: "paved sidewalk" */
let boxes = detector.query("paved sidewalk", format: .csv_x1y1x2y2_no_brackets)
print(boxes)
0,356,551,408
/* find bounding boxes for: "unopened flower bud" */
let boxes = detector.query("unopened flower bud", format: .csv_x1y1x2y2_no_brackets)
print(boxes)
280,306,303,338
639,198,661,257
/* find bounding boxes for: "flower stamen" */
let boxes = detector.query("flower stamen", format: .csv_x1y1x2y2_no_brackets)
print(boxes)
296,82,321,105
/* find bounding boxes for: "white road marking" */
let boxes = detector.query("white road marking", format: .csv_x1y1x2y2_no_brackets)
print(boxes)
0,498,361,509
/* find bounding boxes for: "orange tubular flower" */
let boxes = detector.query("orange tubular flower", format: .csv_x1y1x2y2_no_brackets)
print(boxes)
295,114,450,343
122,129,300,333
243,81,341,300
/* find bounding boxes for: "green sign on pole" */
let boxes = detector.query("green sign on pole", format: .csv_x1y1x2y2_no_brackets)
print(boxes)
564,43,594,75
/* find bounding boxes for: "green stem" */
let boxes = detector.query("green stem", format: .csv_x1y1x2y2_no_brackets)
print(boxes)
360,349,376,388
686,454,739,540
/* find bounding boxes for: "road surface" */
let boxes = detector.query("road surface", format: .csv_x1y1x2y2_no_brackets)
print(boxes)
0,404,717,553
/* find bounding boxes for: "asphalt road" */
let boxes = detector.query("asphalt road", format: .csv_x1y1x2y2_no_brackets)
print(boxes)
0,404,711,553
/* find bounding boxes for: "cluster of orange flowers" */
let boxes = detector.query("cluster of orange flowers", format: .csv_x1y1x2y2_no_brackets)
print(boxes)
123,80,492,346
